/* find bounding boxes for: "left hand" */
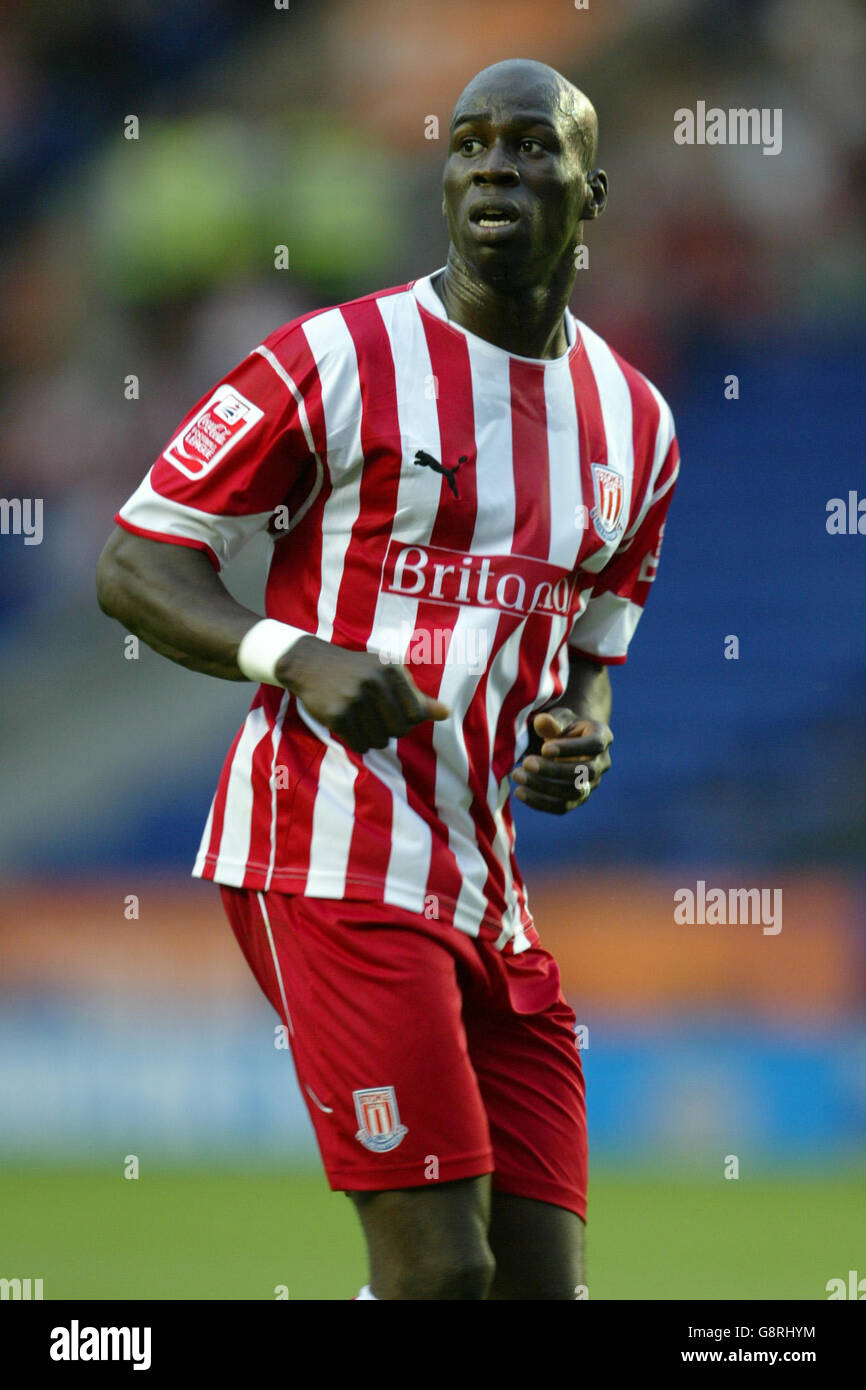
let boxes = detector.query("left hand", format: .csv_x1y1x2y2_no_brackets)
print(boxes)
511,707,613,814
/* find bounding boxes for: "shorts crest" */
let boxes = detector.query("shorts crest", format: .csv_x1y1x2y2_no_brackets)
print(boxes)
353,1086,408,1153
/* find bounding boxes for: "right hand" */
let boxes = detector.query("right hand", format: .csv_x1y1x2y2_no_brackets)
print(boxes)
275,636,451,754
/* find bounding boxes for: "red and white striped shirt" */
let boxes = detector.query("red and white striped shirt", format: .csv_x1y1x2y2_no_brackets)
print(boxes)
116,270,680,952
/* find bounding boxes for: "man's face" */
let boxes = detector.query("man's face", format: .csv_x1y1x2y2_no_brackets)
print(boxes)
443,74,591,287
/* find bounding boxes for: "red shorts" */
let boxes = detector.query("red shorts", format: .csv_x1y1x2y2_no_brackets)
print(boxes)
220,888,587,1220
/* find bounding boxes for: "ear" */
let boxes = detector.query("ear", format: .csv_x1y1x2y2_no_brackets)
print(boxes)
583,169,608,220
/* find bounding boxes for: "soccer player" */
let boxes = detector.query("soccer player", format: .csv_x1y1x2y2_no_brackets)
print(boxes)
97,59,679,1300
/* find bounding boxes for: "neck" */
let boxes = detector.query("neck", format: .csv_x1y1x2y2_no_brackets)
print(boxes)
433,249,576,359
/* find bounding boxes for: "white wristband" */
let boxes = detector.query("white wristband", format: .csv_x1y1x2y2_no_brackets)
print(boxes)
236,619,311,686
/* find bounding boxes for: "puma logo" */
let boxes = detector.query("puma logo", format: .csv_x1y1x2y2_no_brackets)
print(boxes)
413,449,467,500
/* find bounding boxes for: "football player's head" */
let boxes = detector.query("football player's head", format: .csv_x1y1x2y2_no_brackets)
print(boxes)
442,59,607,290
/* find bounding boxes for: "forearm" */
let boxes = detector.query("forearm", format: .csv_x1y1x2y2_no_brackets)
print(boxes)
96,527,447,751
96,529,261,680
524,656,611,761
560,654,612,724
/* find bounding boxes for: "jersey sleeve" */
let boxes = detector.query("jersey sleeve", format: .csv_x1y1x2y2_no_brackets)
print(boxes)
568,390,680,664
115,330,323,569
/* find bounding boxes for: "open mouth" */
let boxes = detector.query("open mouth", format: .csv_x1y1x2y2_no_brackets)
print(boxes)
469,202,520,229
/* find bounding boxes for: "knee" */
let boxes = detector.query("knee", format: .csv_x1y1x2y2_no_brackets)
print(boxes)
386,1245,496,1300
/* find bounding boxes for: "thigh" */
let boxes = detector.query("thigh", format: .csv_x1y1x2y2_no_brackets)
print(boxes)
220,887,496,1195
464,944,588,1224
487,1192,586,1300
348,1176,494,1300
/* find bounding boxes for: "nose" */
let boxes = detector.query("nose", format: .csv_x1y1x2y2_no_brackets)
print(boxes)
472,138,519,185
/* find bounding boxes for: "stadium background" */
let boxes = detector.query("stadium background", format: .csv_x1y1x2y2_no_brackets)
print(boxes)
1,0,864,1299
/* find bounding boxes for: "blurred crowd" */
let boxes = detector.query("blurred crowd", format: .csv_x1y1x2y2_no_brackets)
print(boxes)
1,0,864,618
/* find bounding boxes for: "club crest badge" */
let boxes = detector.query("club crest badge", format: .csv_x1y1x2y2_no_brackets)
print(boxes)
353,1086,408,1153
590,463,626,543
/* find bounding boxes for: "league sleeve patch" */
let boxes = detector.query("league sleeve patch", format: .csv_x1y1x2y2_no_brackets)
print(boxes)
163,386,265,480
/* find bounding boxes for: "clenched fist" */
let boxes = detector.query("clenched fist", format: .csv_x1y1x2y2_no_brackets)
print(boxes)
276,636,451,754
512,706,613,814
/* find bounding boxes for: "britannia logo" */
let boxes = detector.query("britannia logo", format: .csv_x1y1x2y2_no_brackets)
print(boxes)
382,541,576,619
353,1086,408,1153
590,463,625,543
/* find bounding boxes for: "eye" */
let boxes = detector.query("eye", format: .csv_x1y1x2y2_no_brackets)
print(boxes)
519,138,545,154
459,136,483,155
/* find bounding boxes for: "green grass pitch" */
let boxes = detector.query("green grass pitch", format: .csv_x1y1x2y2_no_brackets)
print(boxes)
1,1165,863,1300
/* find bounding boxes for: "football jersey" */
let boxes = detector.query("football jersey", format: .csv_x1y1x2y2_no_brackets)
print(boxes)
116,270,680,952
